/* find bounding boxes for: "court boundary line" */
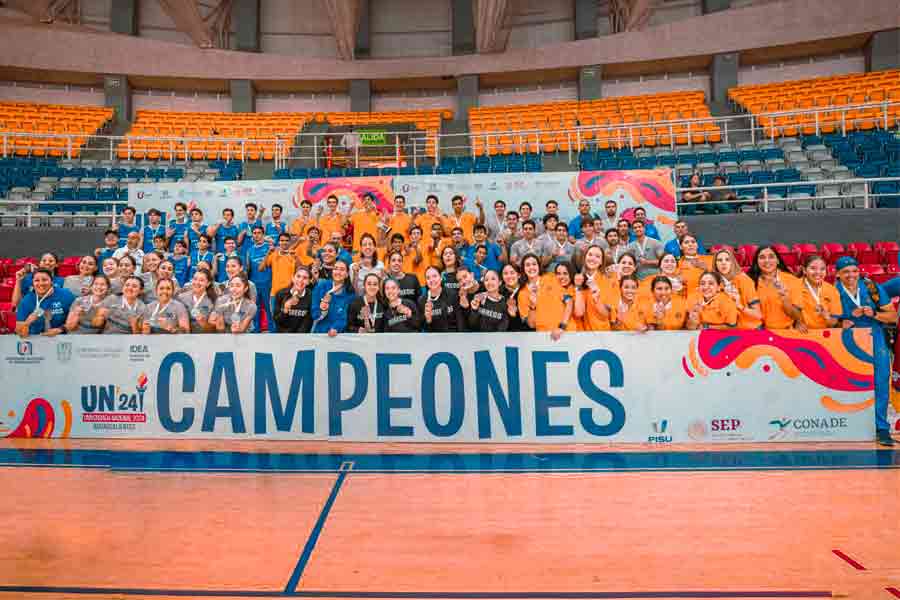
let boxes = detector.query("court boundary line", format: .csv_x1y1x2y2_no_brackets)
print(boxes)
831,549,866,571
284,461,354,593
0,585,837,598
886,586,900,598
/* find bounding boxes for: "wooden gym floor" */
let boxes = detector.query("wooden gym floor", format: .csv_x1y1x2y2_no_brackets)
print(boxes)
0,439,898,600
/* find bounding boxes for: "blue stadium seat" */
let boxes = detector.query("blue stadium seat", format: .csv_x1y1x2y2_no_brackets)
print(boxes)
416,166,434,175
290,168,310,179
308,168,326,178
345,168,362,177
273,168,291,179
362,168,379,176
381,167,398,176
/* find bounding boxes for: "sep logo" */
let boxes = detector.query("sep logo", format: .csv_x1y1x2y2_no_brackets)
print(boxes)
648,419,672,443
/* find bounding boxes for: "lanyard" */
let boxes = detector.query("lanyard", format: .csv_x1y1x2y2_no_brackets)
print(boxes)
33,288,53,315
151,301,171,320
840,282,862,308
804,280,823,307
701,295,716,307
192,293,206,307
122,297,138,312
364,298,380,329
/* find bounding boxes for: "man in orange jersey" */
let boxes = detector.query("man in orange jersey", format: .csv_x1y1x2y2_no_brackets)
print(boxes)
414,194,443,239
387,194,413,243
441,195,484,244
348,193,380,252
289,199,317,243
316,195,346,244
261,233,298,298
403,225,429,286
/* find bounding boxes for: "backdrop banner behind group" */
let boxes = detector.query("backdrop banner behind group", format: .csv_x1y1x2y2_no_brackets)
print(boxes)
128,170,679,241
0,329,878,442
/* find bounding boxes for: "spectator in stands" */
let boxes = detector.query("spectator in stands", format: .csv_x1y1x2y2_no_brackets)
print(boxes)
348,273,386,333
612,275,646,332
627,221,664,280
95,276,145,334
245,225,274,332
833,256,898,446
63,255,98,297
442,195,484,244
63,274,110,335
210,274,257,334
382,277,422,333
664,220,706,258
548,222,576,271
266,203,287,242
568,199,597,240
209,208,239,254
748,246,803,330
113,231,144,273
142,208,165,254
680,173,710,214
12,252,63,308
419,266,462,333
686,272,738,330
186,208,208,251
796,255,840,332
189,234,214,280
713,248,762,329
114,206,140,248
629,207,660,241
645,276,687,331
509,220,547,268
274,266,314,334
708,175,738,213
311,259,356,336
178,269,216,334
96,229,120,263
141,278,189,335
237,203,265,255
169,240,190,287
599,200,619,233
167,202,190,252
14,268,74,338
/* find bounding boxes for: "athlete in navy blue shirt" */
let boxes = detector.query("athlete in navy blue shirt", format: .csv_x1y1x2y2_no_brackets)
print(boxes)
15,269,75,337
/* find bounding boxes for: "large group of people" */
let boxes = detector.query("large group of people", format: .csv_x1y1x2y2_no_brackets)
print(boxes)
9,193,900,445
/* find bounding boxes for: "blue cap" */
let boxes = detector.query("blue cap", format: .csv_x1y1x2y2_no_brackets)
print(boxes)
835,256,859,271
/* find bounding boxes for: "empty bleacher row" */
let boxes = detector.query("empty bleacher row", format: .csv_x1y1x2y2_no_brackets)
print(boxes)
0,101,113,158
272,152,543,179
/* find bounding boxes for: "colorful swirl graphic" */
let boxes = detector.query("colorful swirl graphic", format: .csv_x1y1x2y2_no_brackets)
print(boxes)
684,329,875,412
568,170,676,213
292,177,394,213
4,397,56,438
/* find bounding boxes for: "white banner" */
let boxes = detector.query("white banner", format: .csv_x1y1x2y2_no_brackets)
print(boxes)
0,329,876,443
128,170,679,241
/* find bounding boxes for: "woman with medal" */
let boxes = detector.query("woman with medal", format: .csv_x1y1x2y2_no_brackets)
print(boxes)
639,253,684,302
348,273,385,333
349,234,385,295
500,263,530,331
177,268,217,333
141,278,189,334
574,245,616,332
382,277,422,333
748,246,803,329
218,256,259,304
419,266,462,333
517,254,573,340
677,235,713,296
465,269,509,332
15,268,75,338
274,266,314,333
210,274,257,334
713,248,762,329
311,259,356,336
12,252,64,308
553,262,580,330
112,255,138,295
63,255,98,297
64,274,110,334
611,274,648,331
384,250,420,302
833,256,898,446
95,276,145,334
439,245,462,293
642,276,688,330
100,256,119,281
140,251,162,301
796,255,840,331
686,271,738,330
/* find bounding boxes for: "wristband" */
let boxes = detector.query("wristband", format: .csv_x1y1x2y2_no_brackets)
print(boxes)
559,321,568,330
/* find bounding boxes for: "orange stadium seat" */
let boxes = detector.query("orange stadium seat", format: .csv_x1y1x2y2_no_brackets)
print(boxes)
468,91,717,156
0,101,112,158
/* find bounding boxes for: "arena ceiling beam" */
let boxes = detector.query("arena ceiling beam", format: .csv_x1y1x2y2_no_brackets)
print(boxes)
606,0,654,33
323,0,362,61
157,0,220,49
2,0,75,24
473,0,512,53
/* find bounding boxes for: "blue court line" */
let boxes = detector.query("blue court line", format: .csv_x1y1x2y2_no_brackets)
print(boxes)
0,586,834,598
284,462,353,593
0,448,898,474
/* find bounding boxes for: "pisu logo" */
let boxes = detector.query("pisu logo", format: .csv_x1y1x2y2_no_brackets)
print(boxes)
648,419,672,443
